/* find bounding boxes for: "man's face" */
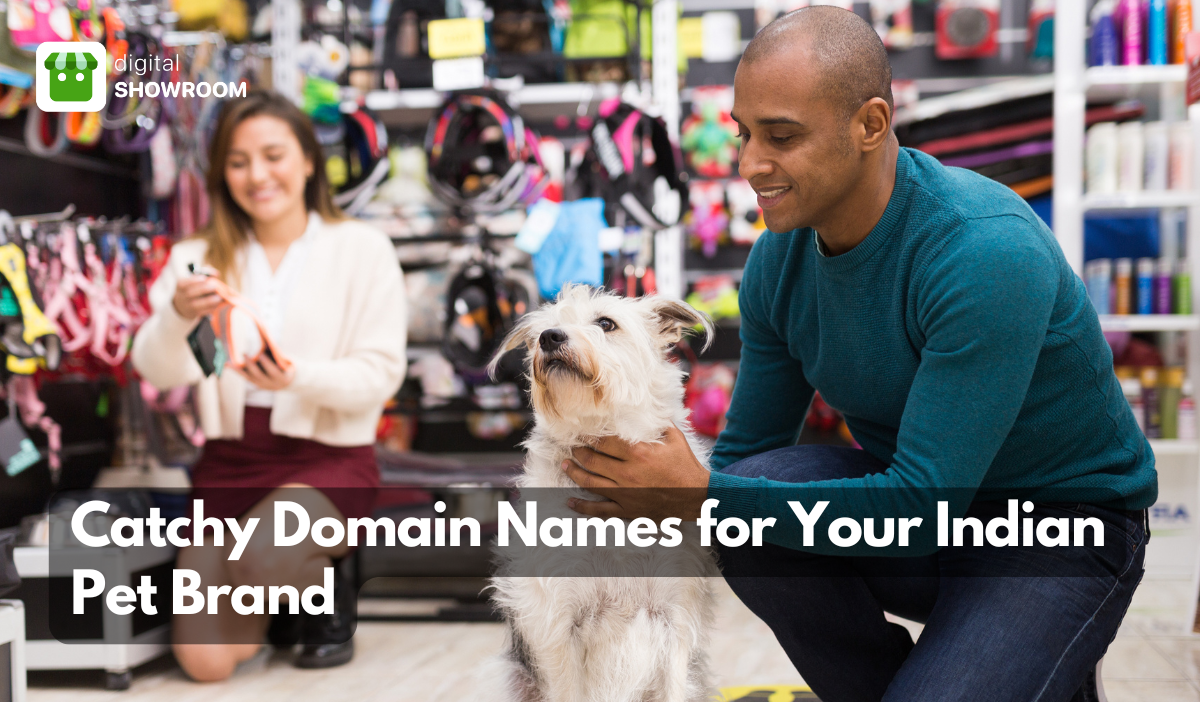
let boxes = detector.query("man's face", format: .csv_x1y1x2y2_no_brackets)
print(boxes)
733,47,861,234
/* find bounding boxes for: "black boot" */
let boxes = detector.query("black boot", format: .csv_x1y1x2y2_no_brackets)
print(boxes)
266,610,302,649
294,556,357,669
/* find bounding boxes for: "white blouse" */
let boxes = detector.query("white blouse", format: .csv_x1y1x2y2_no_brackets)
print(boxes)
242,212,319,407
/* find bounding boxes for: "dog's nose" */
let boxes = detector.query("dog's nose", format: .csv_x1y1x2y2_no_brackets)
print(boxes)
539,328,568,351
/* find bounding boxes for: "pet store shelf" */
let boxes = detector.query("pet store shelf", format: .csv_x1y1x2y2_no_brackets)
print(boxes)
1082,191,1198,210
1085,64,1188,87
1148,439,1200,456
1098,314,1200,331
364,82,631,112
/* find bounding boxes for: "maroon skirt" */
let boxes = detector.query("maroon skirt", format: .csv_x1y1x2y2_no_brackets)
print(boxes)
189,407,379,522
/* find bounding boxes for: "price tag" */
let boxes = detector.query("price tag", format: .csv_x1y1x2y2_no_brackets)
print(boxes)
432,56,486,92
428,18,487,59
678,17,704,59
701,11,741,62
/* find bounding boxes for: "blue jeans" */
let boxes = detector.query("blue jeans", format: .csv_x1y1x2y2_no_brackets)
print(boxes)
718,445,1149,702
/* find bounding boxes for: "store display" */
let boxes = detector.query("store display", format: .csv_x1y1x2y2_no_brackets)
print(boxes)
1085,256,1194,315
935,0,999,60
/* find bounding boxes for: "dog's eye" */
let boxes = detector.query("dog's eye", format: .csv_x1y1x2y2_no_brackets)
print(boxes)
596,317,617,332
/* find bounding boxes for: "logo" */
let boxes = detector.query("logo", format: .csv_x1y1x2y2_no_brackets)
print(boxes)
35,42,107,113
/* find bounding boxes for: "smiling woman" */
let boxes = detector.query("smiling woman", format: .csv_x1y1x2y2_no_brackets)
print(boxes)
130,90,407,682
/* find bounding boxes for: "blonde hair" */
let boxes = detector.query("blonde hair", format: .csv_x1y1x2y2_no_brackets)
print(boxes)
198,90,345,283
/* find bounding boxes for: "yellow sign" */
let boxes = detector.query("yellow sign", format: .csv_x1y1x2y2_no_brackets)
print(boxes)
679,17,704,59
427,18,487,59
718,687,818,702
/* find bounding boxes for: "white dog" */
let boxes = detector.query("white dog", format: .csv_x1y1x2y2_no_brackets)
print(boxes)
486,284,718,702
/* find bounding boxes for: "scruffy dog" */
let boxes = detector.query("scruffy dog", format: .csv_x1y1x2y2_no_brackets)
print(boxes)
486,284,718,702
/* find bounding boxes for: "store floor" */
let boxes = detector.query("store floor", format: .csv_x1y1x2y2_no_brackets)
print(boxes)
25,579,1200,702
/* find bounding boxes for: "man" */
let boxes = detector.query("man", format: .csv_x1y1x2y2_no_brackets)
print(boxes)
562,6,1157,702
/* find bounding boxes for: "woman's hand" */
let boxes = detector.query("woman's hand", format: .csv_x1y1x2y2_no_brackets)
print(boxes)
234,355,296,391
172,275,224,320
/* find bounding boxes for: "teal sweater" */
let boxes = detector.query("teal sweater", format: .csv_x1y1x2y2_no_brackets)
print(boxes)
706,147,1158,555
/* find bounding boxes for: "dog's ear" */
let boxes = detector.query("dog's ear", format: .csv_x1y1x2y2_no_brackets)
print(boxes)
644,297,713,352
487,316,538,379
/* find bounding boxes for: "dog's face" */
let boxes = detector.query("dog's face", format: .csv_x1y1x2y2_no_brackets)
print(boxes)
489,285,712,424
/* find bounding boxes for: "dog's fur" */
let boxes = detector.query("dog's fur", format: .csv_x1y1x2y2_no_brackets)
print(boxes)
486,285,718,702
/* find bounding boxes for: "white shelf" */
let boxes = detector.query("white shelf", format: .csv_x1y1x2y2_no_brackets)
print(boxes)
1082,191,1197,210
1085,64,1188,87
1098,315,1200,331
364,82,629,112
1149,439,1200,455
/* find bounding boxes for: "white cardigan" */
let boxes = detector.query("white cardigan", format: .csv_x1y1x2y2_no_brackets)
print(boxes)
131,215,407,447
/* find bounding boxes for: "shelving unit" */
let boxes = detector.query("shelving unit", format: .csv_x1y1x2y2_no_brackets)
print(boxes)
1054,3,1200,630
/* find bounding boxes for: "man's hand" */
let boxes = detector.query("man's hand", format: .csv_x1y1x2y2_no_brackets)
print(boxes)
563,425,710,522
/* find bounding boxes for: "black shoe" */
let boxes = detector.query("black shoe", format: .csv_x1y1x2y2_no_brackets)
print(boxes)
294,557,357,669
267,610,301,649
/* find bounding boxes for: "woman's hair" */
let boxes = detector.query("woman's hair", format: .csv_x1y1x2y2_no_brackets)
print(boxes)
200,90,344,283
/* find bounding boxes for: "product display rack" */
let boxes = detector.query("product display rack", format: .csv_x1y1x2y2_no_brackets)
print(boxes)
1054,1,1200,629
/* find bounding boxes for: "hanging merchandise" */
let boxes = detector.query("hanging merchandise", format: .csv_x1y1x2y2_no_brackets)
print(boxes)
687,180,727,258
101,33,166,154
680,86,739,179
425,90,548,216
297,34,352,81
24,103,68,157
7,0,73,47
686,273,739,323
333,105,391,215
529,198,605,299
562,0,643,82
149,127,179,199
725,179,765,245
935,0,1000,60
490,0,558,83
565,98,686,231
0,18,35,88
870,0,913,50
443,251,536,382
1027,0,1054,60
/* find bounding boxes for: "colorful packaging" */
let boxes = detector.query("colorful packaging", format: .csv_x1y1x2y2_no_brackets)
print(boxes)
1117,121,1145,192
1142,366,1162,437
1173,0,1193,64
1144,121,1170,190
1176,258,1193,314
1161,366,1185,439
1115,258,1134,314
1092,0,1121,65
1137,257,1156,313
1150,0,1169,64
1121,0,1144,65
1086,122,1120,194
1169,122,1194,190
1088,259,1114,315
1179,379,1196,439
1157,257,1175,312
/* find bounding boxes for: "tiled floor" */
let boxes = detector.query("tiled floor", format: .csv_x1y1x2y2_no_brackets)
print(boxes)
23,579,1200,701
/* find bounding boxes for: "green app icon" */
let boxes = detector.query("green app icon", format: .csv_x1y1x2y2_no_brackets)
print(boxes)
44,51,98,103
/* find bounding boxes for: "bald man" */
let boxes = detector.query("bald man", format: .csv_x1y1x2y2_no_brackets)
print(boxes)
562,6,1156,701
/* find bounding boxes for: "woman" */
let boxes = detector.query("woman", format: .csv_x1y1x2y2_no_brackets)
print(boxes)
132,90,406,682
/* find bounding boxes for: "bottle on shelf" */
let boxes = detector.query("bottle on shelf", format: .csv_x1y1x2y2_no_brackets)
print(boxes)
1161,366,1184,439
1087,259,1113,314
1142,366,1162,437
1179,379,1196,440
1156,257,1174,313
1115,258,1134,314
1118,367,1146,433
1137,257,1155,313
1175,258,1192,314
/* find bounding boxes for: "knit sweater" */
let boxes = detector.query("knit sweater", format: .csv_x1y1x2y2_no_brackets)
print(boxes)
706,147,1158,555
132,213,407,447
